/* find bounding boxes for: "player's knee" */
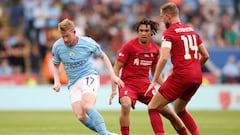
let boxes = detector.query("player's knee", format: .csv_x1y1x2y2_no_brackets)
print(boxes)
147,104,152,110
174,106,186,115
82,103,94,112
121,103,131,113
75,112,86,122
83,107,93,116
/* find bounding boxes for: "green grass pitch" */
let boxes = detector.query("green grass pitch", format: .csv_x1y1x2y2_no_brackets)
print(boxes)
0,111,239,135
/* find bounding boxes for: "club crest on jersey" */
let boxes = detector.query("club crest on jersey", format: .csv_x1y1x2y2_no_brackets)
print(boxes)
69,51,75,58
152,89,157,95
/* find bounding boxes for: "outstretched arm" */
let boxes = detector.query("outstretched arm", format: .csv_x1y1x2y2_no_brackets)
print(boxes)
151,63,164,85
109,60,124,105
99,51,124,87
145,47,170,96
52,63,61,92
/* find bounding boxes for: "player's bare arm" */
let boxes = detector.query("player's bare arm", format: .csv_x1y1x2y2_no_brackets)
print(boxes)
198,43,210,66
151,63,165,85
145,47,170,96
52,63,61,92
99,51,124,87
109,60,124,105
99,51,124,105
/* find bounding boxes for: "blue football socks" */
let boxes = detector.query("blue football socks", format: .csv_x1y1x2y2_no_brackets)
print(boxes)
87,108,108,135
82,116,97,132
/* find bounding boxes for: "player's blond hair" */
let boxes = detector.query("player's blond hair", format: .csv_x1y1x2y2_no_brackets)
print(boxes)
58,18,75,32
160,2,179,17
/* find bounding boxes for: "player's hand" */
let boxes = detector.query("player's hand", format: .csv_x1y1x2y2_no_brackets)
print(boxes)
53,82,61,92
113,76,124,88
144,81,157,97
109,89,117,105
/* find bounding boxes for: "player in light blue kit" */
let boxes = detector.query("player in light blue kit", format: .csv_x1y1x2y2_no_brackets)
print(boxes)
52,18,124,135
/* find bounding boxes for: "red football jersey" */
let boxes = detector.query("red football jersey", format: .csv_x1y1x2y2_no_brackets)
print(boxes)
117,37,159,89
162,22,203,83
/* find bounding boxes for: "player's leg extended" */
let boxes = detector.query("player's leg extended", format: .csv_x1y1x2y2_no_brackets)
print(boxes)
70,80,98,133
175,82,201,135
148,92,169,135
174,98,200,135
159,105,188,135
72,97,115,135
72,100,97,132
119,96,132,135
82,92,109,135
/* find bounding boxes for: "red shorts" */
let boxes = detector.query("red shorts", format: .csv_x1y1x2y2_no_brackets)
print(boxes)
119,85,156,109
159,75,201,102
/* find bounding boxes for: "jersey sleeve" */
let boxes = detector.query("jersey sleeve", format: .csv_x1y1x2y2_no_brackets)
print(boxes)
90,39,102,57
117,42,130,63
82,36,102,57
196,32,203,46
161,31,173,49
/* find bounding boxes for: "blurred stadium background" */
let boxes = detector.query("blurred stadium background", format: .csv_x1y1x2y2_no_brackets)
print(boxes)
0,0,240,135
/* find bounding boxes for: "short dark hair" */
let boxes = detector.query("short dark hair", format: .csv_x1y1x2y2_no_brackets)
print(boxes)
134,18,159,36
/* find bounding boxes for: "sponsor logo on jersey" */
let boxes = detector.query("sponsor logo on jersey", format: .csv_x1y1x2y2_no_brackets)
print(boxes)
150,53,154,57
144,54,150,57
133,58,139,66
63,59,87,70
133,58,152,66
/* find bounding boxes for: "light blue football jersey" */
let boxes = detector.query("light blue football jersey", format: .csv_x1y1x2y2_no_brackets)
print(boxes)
52,36,101,89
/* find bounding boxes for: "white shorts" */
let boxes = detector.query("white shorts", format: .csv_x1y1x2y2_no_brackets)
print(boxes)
69,74,100,103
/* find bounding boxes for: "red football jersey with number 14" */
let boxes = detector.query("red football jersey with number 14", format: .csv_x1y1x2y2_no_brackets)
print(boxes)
162,22,203,83
117,37,159,89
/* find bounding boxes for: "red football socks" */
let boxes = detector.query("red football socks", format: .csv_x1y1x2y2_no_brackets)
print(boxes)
121,126,129,135
148,109,164,135
177,110,200,135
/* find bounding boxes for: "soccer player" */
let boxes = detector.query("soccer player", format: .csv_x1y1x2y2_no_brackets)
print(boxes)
52,18,124,135
145,2,210,135
109,18,188,135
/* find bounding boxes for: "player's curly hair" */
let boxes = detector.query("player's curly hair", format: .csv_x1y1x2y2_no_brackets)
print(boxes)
134,18,159,36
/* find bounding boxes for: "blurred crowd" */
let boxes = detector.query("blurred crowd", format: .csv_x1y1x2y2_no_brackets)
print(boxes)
0,0,239,85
